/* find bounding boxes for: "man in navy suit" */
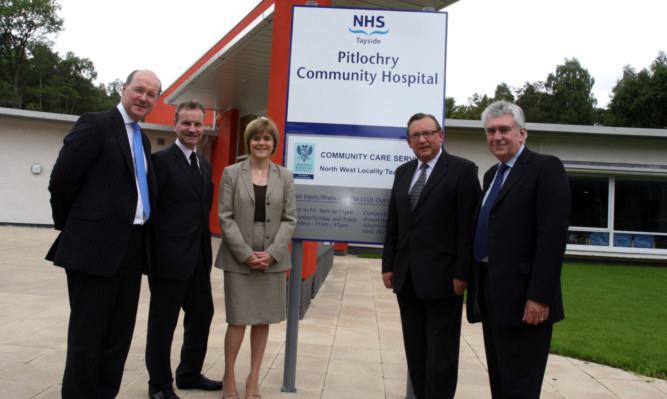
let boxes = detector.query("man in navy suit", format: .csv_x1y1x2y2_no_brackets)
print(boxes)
47,69,161,398
382,113,481,398
468,101,571,399
145,101,222,399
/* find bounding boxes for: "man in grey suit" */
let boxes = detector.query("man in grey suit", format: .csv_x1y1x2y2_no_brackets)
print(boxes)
47,69,161,398
145,101,222,399
468,101,571,399
382,113,481,398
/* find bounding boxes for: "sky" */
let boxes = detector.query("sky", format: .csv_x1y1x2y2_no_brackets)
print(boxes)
53,0,666,108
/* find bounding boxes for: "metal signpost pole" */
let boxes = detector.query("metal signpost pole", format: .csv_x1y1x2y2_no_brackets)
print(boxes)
281,239,303,393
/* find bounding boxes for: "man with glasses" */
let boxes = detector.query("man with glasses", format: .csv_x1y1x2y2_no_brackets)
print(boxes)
47,70,161,398
382,113,480,398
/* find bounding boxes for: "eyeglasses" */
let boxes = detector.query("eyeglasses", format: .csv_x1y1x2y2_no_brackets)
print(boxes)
408,130,440,141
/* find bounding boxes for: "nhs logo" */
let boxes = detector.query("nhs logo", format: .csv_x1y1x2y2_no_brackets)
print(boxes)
348,14,389,36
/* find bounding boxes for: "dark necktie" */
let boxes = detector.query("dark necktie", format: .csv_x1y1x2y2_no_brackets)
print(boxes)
473,163,509,261
189,152,201,176
131,122,150,219
409,163,429,210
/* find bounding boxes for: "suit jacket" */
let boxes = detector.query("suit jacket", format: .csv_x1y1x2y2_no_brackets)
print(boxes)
382,150,481,300
467,147,571,326
214,159,297,274
46,106,156,277
149,144,214,280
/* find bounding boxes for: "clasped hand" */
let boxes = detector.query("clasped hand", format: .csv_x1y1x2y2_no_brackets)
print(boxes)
245,252,275,270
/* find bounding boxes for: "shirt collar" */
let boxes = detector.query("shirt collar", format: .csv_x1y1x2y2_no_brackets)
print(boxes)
175,138,194,160
116,103,134,125
503,144,525,169
418,147,442,170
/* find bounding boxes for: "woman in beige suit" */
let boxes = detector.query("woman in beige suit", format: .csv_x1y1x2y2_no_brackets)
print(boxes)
215,118,297,399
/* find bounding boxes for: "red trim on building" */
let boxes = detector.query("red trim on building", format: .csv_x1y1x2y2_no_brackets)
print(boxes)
146,0,328,278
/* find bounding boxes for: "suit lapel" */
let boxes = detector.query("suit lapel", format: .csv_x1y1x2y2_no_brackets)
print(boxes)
110,108,134,176
493,147,532,207
397,160,417,211
240,159,255,204
412,151,449,211
169,144,202,192
265,161,279,197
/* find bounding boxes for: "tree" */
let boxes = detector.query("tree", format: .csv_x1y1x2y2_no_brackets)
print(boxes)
608,51,667,128
544,58,596,125
0,0,63,107
445,83,517,121
0,1,120,114
445,96,469,119
515,81,549,123
514,58,597,125
494,82,515,102
19,43,119,114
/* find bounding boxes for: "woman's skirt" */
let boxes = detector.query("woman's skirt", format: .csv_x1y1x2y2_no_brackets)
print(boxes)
224,222,287,325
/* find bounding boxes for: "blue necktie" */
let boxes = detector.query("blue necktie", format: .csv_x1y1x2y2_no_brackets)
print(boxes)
131,122,150,219
473,163,509,261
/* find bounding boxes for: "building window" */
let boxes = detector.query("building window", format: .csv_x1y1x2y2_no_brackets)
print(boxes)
570,175,608,228
614,177,667,249
568,175,610,246
567,173,667,251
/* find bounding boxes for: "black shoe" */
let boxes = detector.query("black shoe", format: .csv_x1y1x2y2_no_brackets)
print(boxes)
176,374,223,391
149,387,180,399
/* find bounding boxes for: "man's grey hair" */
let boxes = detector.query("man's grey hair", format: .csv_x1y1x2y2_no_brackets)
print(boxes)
481,101,526,130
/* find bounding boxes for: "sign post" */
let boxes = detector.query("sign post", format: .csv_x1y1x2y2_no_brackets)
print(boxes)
281,5,448,394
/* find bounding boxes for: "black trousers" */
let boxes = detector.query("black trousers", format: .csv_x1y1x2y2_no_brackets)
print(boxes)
480,268,552,399
62,227,145,399
396,273,463,399
145,252,214,393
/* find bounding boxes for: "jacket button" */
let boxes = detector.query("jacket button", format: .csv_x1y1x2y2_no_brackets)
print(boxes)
266,202,270,206
266,235,270,239
267,219,271,223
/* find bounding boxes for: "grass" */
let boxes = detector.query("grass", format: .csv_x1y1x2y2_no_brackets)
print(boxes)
360,252,666,379
357,252,382,259
552,262,667,379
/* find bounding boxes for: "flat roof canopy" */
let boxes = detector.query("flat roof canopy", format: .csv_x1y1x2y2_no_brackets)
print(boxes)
165,0,459,116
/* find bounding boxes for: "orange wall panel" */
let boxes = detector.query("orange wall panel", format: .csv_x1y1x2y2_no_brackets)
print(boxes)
209,109,240,235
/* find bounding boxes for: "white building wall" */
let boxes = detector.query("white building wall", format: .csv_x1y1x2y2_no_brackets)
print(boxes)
0,108,175,225
0,116,72,224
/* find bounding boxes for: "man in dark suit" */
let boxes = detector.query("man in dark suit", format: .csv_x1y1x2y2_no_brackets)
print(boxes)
145,101,222,399
47,69,161,398
382,113,481,399
468,101,571,399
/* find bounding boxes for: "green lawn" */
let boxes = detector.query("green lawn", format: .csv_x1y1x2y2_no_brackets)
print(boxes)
360,253,666,378
552,262,667,379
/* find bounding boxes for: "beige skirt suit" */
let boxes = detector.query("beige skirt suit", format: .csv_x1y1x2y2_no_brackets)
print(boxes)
214,159,297,325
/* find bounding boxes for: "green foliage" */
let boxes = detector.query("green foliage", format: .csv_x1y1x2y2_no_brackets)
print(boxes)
515,81,549,123
544,58,597,124
446,54,667,128
0,0,120,114
493,82,514,102
516,58,597,124
446,59,598,125
446,83,512,120
607,51,667,128
552,262,667,379
0,0,63,107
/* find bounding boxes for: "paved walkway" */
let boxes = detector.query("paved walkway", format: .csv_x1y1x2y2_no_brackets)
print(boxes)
0,225,664,398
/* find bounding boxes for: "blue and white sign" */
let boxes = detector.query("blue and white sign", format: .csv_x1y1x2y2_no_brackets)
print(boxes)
285,6,448,244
